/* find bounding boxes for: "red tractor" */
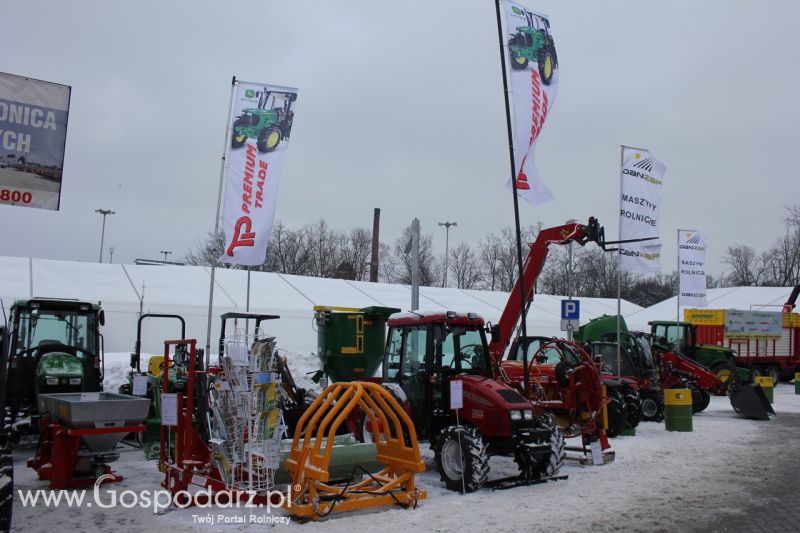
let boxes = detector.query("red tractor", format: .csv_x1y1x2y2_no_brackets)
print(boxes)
368,310,565,491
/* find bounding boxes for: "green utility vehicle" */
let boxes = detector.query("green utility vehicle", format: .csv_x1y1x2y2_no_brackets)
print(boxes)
508,11,557,84
1,298,105,439
231,90,296,153
649,320,750,383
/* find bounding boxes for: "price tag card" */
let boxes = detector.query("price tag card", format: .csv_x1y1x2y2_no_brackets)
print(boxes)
590,439,604,465
132,375,148,396
80,392,100,402
161,393,179,426
450,379,463,410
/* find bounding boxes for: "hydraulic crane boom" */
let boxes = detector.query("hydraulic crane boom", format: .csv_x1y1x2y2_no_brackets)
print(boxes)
488,217,606,362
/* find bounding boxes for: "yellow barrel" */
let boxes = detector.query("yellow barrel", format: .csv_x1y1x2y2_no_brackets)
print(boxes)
795,372,800,395
664,389,693,432
755,376,774,403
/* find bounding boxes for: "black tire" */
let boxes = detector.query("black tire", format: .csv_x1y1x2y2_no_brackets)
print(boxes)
434,425,489,492
257,126,281,153
604,386,627,438
697,388,711,413
640,389,665,422
710,360,735,386
686,384,710,414
765,365,780,387
514,422,565,482
623,387,641,429
510,52,528,70
751,366,764,380
538,48,555,85
0,448,12,532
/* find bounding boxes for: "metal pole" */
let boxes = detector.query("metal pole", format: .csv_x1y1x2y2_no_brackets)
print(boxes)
617,146,623,379
567,241,573,341
205,76,237,368
495,0,530,398
245,267,251,336
370,208,381,282
160,251,172,262
95,209,115,263
411,218,420,310
439,221,457,287
676,228,681,333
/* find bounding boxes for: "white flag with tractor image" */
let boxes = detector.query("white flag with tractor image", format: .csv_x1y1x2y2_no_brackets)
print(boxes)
220,81,297,266
502,0,558,207
618,146,665,273
678,230,708,307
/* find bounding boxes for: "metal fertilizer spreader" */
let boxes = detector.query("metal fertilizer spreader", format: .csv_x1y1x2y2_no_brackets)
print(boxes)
28,392,149,489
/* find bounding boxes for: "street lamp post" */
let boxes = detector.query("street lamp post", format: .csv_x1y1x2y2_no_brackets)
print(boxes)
438,221,457,287
160,250,172,262
109,246,115,263
95,209,115,263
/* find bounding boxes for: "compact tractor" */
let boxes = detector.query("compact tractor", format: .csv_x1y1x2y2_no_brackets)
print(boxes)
508,11,557,84
231,90,296,153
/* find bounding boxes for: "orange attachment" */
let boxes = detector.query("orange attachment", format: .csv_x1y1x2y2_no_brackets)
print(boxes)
283,381,426,519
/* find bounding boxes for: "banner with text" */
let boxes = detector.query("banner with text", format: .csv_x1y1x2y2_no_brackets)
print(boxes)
502,1,558,207
725,310,782,339
678,230,708,307
0,72,71,211
220,81,297,266
618,146,665,273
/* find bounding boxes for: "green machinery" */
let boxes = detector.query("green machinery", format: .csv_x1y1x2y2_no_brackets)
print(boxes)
507,11,557,84
231,90,296,153
312,306,400,383
648,320,750,383
1,298,106,439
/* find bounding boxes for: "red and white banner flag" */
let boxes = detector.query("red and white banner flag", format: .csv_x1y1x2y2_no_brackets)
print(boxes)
219,81,297,266
502,1,558,207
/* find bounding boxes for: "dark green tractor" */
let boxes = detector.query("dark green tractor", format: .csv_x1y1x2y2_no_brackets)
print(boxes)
0,298,105,440
508,12,557,84
231,90,296,153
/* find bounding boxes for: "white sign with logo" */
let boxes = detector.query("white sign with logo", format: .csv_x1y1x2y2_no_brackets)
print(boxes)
450,379,463,410
725,310,783,339
678,230,708,307
219,81,298,266
502,1,558,207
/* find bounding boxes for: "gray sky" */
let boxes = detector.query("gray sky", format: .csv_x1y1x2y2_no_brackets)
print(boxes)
2,0,798,275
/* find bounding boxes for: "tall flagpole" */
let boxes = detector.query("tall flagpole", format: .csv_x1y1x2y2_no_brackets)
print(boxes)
676,228,681,330
617,146,623,379
205,76,238,369
495,0,530,398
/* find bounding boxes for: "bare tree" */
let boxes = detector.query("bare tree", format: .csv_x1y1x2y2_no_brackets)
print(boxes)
337,227,373,281
723,245,766,286
448,242,482,289
184,230,240,269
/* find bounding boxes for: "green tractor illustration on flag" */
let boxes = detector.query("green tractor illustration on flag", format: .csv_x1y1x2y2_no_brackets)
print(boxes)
508,11,557,85
231,90,296,153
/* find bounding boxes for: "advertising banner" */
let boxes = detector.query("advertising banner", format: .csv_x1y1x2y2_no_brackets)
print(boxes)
502,1,558,207
678,230,708,307
725,310,783,339
0,72,71,211
219,81,297,266
618,146,665,273
684,308,725,326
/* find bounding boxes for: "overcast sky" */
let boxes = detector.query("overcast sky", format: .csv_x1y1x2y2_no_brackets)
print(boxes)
2,0,798,276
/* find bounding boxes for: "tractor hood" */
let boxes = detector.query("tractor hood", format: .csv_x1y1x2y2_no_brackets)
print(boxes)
37,352,84,378
459,374,531,410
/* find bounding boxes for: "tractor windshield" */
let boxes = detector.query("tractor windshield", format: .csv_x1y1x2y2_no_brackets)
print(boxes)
511,338,581,366
594,344,637,376
15,308,96,357
439,326,488,373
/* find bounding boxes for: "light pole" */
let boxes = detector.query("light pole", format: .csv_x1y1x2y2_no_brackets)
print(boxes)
95,209,115,263
160,250,172,262
109,246,115,263
438,221,457,287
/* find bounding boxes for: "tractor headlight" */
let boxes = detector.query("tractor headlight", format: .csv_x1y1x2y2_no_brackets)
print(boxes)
510,410,522,421
522,410,534,420
69,378,82,385
46,378,58,386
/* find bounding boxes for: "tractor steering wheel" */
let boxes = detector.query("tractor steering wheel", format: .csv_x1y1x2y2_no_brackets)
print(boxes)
159,360,176,372
449,344,482,369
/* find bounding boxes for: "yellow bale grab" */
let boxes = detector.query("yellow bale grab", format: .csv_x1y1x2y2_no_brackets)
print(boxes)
283,381,427,519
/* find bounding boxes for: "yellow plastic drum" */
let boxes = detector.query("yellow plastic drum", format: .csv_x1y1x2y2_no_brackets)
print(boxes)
755,376,774,403
664,388,693,432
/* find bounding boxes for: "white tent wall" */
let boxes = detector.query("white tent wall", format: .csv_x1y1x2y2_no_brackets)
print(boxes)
0,256,645,362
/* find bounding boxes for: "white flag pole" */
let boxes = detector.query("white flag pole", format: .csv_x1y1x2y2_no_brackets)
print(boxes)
676,228,681,328
205,76,238,368
617,145,623,379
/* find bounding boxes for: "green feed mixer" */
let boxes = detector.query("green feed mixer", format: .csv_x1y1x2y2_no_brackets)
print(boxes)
230,89,296,153
313,306,400,384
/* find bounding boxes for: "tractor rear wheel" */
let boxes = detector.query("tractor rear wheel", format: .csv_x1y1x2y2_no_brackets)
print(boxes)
623,387,641,429
604,386,627,438
639,389,665,422
257,126,282,153
434,425,489,492
538,48,554,85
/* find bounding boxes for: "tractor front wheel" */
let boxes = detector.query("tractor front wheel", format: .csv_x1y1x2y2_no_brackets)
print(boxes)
623,387,641,429
257,126,281,153
434,425,489,493
640,389,665,422
766,365,780,387
538,48,555,85
604,386,627,438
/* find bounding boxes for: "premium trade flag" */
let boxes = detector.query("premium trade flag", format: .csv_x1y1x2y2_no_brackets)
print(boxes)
678,230,708,307
502,0,558,207
618,146,665,273
219,81,297,266
0,72,71,211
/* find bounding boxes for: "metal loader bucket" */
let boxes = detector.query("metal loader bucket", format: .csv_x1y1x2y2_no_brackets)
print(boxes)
729,384,776,421
38,393,150,452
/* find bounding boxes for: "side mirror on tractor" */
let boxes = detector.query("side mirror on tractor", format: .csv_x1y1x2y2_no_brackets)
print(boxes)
98,310,105,326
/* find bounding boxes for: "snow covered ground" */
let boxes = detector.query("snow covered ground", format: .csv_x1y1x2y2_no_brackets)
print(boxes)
12,353,800,533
